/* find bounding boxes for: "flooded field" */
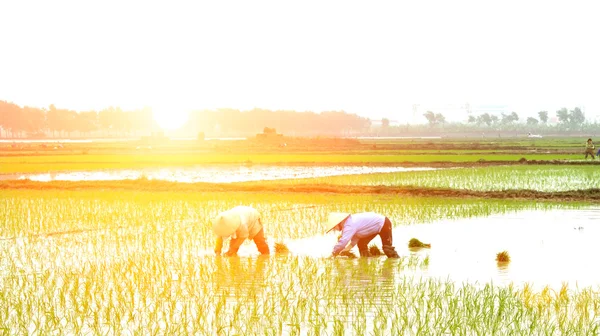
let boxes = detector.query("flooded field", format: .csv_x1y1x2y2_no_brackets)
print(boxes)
236,208,600,290
2,190,599,334
2,165,437,183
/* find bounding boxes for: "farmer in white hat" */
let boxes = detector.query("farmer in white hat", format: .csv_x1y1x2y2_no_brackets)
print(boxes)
213,206,270,256
326,212,400,258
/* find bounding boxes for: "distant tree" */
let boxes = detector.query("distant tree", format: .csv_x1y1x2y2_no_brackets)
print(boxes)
434,113,446,124
467,115,476,123
22,106,45,136
76,111,99,135
490,115,499,124
538,111,548,123
569,107,585,124
477,113,492,126
501,112,519,124
381,118,390,129
526,117,539,125
423,111,436,126
0,101,24,137
556,107,569,124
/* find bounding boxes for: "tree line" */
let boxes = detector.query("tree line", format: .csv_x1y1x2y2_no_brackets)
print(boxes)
1,99,596,138
0,101,371,138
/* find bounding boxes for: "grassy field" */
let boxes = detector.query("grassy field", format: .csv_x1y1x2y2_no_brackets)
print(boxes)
1,153,592,174
272,165,600,192
1,136,597,174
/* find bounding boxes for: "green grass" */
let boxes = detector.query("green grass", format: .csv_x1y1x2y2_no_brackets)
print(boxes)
0,152,588,174
274,165,600,192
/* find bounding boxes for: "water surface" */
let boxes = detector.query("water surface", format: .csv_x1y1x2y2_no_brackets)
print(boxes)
278,208,600,290
5,165,437,183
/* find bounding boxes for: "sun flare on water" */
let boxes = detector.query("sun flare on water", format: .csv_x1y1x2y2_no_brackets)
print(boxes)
152,107,189,130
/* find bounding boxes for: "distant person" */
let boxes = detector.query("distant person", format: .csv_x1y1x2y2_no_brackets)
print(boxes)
326,212,400,258
212,206,270,256
585,138,595,160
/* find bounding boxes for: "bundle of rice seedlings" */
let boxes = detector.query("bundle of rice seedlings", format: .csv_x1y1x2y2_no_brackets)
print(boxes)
339,251,357,258
274,242,290,254
408,238,431,248
496,250,510,263
368,244,383,256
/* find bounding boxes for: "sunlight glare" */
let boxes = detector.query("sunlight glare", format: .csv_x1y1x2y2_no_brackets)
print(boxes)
152,107,189,130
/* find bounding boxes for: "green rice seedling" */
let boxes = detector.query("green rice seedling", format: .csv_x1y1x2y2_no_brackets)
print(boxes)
274,242,290,254
368,245,383,256
3,188,600,334
408,238,431,248
496,250,511,263
272,165,600,193
339,251,357,258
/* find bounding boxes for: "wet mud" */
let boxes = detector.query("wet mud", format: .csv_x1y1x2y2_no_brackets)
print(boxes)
3,178,600,202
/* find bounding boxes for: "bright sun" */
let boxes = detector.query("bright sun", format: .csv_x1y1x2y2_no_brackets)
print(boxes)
152,107,189,130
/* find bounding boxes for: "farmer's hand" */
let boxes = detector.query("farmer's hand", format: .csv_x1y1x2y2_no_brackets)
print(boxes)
224,251,236,257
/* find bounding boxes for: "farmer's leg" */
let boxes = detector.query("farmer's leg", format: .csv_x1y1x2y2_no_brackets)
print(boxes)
380,217,400,258
252,228,270,255
225,237,245,256
356,234,377,257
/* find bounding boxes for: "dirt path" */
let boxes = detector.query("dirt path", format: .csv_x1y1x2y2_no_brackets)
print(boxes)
3,179,600,203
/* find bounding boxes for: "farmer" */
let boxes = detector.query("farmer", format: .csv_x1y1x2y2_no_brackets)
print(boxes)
326,212,400,258
212,206,270,256
585,138,595,160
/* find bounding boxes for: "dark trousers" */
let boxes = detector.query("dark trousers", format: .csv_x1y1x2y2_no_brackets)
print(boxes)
356,217,399,258
585,149,595,159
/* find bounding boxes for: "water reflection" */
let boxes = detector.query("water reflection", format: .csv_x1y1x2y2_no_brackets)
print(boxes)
272,208,600,290
394,208,600,289
5,165,436,183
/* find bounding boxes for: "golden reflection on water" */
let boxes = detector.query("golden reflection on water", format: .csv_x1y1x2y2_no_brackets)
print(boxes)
8,166,436,183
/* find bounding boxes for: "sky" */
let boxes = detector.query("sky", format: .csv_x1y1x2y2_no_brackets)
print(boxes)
1,0,599,125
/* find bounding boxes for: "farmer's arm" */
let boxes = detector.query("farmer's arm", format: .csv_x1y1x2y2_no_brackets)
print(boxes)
214,236,224,254
342,237,359,252
332,224,358,256
227,237,245,253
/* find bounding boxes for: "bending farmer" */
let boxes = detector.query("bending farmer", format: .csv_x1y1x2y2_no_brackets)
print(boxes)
212,206,270,256
326,212,400,258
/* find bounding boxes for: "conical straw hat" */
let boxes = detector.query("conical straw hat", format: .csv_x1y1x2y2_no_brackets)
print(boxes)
212,211,241,237
326,212,351,233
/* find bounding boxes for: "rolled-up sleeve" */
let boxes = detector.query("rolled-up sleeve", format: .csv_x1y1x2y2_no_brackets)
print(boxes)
332,223,358,255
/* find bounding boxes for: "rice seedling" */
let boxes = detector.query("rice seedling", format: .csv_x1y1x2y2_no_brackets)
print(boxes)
274,242,290,254
496,250,511,263
339,251,358,258
368,244,383,256
408,238,431,248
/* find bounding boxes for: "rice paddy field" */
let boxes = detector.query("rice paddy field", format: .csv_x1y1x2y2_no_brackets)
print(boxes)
276,165,600,192
2,137,600,334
